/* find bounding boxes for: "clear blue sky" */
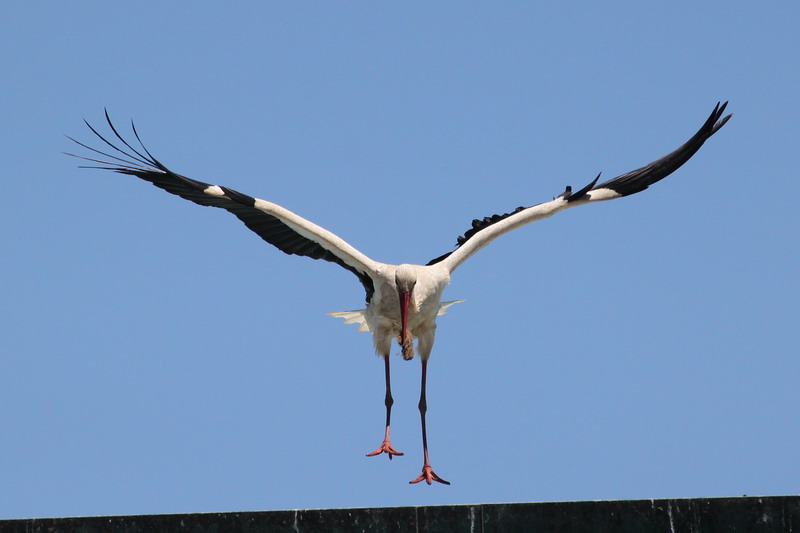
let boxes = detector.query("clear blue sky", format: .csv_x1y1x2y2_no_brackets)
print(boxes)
2,2,798,520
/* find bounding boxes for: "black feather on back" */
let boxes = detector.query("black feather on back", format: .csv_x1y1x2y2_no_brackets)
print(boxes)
426,206,527,265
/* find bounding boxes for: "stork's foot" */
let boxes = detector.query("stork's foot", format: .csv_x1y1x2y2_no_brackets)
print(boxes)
409,464,450,485
366,440,404,460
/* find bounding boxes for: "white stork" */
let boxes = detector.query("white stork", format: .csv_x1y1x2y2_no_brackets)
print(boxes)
68,102,730,485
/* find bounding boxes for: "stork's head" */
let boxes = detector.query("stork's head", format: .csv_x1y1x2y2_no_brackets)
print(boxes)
395,264,417,360
395,264,417,294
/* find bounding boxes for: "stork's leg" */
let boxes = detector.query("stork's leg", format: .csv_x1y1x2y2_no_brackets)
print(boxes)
366,354,404,459
409,359,450,485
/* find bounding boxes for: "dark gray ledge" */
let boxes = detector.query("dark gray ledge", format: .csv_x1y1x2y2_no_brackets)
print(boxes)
2,496,799,532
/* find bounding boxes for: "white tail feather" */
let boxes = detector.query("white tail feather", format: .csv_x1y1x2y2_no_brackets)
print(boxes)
326,310,371,332
327,300,464,333
437,299,465,315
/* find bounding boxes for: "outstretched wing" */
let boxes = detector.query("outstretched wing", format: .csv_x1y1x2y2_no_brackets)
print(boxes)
429,102,731,272
67,111,379,302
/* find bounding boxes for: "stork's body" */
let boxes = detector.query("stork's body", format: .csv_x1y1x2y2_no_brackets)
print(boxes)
68,103,731,485
333,263,451,360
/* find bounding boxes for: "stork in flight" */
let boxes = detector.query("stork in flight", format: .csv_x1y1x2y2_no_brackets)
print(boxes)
68,102,730,485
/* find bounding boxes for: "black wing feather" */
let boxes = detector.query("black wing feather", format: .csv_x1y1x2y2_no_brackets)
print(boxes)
592,101,730,196
68,112,375,303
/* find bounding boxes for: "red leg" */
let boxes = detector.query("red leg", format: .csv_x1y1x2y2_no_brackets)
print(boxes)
409,359,450,485
366,354,404,459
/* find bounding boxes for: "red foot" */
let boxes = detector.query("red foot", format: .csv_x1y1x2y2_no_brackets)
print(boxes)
409,464,450,485
366,440,404,460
